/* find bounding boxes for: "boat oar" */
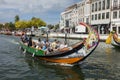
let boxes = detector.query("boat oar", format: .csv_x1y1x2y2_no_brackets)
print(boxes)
23,49,26,54
32,53,35,57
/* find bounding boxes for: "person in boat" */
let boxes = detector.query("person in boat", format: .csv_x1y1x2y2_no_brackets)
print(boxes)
28,36,32,47
36,38,42,49
51,39,57,50
21,31,28,43
59,42,68,49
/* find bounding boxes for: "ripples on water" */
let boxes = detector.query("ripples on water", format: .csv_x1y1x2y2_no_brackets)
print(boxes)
0,35,120,80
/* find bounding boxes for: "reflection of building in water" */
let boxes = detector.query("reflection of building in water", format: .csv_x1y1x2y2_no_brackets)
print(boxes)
25,56,84,80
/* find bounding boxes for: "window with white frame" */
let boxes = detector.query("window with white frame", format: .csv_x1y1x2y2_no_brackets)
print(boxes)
95,2,97,11
99,1,101,11
98,13,101,19
92,15,94,20
102,13,105,19
92,4,94,12
106,0,110,9
113,11,117,19
106,12,109,19
102,0,105,10
113,0,118,7
95,14,97,20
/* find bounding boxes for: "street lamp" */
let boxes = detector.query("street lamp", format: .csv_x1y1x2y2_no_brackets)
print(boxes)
31,26,34,36
65,31,67,44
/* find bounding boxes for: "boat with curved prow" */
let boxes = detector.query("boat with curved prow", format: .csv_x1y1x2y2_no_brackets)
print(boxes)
106,31,120,48
20,22,100,65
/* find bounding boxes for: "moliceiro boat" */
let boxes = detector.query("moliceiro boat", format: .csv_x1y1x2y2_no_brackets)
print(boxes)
106,31,120,47
20,22,100,65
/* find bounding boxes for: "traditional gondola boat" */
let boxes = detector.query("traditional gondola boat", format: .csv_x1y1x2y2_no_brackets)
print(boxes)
20,22,99,65
106,31,120,47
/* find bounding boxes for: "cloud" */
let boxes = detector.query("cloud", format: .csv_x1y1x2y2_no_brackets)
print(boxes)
0,0,79,24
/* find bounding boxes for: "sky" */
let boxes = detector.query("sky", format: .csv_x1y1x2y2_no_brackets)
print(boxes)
0,0,80,24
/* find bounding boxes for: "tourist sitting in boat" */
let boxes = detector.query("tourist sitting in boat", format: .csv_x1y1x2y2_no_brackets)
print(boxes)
59,42,68,49
51,39,57,50
28,36,32,47
35,38,42,50
21,32,28,43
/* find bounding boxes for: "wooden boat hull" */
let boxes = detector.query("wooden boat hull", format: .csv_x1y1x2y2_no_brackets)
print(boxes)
41,57,83,64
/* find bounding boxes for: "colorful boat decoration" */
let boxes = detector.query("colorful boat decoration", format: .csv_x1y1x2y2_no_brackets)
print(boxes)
106,31,120,47
20,22,100,65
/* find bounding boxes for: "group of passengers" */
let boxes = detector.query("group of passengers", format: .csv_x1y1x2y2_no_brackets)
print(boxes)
35,38,68,54
21,33,68,54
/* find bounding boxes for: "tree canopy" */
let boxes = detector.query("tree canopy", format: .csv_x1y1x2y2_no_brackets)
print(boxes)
15,15,20,22
15,17,46,29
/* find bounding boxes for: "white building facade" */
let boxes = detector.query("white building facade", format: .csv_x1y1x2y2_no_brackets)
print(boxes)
111,0,120,35
77,0,91,24
59,0,90,33
90,0,111,34
59,0,120,35
59,4,78,33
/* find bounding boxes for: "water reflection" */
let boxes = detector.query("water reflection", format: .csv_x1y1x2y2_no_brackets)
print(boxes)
24,55,84,80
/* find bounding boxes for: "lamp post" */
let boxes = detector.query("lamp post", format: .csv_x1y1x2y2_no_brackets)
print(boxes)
65,31,67,44
46,30,49,40
31,26,34,36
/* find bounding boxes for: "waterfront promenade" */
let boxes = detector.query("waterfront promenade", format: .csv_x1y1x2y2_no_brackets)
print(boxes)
39,33,114,41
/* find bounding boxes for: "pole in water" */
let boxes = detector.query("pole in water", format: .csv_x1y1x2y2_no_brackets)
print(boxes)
32,53,35,57
23,49,26,54
65,32,67,44
47,32,48,40
46,30,49,40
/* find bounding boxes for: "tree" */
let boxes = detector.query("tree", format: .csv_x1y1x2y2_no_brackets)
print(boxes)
15,17,46,29
54,24,59,30
47,24,54,30
4,23,9,30
31,17,46,27
8,22,15,30
15,15,20,22
0,24,3,30
15,21,28,29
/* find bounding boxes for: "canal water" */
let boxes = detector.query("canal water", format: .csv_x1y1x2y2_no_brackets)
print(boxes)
0,35,120,80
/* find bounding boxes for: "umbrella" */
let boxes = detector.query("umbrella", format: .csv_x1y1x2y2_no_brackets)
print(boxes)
38,26,48,30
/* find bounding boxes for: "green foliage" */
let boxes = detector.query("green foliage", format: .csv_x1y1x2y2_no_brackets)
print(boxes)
0,24,3,30
31,17,46,27
15,17,46,29
47,24,54,30
15,21,28,29
15,15,20,22
8,22,15,30
54,24,59,30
